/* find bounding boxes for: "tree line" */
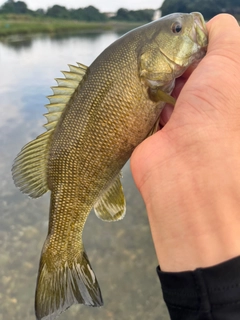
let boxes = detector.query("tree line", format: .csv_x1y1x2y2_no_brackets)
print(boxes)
1,0,239,22
161,0,240,20
0,0,154,22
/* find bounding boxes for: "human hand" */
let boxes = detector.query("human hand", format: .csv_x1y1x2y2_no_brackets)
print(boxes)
131,14,240,272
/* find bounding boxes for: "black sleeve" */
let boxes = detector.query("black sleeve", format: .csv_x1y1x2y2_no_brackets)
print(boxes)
157,256,240,320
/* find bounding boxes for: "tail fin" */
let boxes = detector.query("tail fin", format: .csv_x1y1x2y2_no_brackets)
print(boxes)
35,250,103,320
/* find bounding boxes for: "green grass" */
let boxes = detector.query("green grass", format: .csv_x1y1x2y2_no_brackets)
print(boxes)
0,14,142,37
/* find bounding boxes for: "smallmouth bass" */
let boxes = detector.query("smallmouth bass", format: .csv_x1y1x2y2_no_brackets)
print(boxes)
12,12,208,320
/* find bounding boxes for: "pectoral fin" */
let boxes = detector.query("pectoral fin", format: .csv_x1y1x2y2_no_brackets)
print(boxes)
148,88,176,105
157,90,176,105
94,175,126,222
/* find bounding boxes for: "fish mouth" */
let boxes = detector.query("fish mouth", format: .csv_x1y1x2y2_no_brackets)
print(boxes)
190,12,208,54
169,13,208,73
147,13,208,94
174,12,208,68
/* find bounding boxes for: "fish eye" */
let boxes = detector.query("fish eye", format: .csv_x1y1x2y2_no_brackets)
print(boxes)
171,22,182,34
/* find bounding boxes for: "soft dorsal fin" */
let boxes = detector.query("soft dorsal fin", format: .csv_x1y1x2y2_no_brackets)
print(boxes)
12,63,88,198
94,174,126,222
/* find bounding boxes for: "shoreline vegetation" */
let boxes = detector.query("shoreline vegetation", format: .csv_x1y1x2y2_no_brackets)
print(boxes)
0,15,143,39
0,0,239,40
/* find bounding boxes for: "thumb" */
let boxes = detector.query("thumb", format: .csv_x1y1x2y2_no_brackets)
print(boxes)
166,14,240,131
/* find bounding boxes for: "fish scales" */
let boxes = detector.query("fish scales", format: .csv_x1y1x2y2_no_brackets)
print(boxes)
12,12,208,320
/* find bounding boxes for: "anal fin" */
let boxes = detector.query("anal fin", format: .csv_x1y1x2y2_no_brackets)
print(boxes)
94,174,126,222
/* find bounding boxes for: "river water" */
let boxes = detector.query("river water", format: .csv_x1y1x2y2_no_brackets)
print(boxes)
0,31,169,320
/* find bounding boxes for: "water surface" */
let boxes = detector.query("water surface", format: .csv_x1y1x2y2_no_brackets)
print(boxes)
0,32,169,320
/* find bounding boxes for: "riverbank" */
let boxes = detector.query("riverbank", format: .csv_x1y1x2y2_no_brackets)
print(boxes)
0,14,142,38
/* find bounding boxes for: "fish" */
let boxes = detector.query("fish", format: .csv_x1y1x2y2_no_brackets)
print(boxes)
12,12,208,320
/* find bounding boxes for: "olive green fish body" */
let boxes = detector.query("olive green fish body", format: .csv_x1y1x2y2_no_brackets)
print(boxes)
48,37,162,204
12,12,208,320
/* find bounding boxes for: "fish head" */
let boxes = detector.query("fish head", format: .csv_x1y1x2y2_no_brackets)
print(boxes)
139,12,208,93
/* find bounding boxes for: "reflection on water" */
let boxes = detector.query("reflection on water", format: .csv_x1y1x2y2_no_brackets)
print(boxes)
0,31,169,320
3,38,33,51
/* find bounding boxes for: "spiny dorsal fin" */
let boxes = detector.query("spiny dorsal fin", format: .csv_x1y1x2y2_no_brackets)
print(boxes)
94,174,126,221
12,63,88,198
44,63,88,131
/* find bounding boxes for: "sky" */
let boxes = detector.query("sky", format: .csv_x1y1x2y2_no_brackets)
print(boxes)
0,0,164,12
